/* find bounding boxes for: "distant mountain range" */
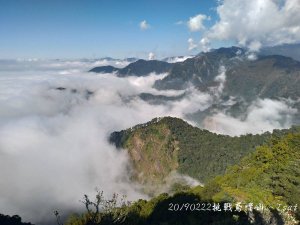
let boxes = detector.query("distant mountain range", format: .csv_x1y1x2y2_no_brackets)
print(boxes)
90,45,300,101
48,44,300,225
95,57,139,63
90,45,300,126
154,47,300,101
260,43,300,61
89,59,173,76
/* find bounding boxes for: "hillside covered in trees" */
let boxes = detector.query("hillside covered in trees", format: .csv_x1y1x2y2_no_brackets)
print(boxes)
0,214,34,225
65,132,300,225
110,117,299,187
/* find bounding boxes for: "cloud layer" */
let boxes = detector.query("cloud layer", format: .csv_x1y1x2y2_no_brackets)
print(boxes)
0,63,209,223
204,98,297,136
0,60,297,224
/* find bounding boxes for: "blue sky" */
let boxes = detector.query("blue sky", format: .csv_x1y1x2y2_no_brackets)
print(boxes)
0,0,221,59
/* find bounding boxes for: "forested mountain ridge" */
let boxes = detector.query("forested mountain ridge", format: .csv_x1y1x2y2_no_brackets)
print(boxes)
66,132,300,225
109,117,299,187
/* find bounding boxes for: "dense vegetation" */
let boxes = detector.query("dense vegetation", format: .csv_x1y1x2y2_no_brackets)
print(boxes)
65,192,253,225
66,132,300,225
199,133,300,218
0,214,33,225
110,117,299,185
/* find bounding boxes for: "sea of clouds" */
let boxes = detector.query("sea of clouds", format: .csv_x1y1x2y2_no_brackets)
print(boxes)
0,59,297,224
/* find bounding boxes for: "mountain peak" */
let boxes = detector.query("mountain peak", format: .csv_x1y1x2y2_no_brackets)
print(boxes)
109,116,295,189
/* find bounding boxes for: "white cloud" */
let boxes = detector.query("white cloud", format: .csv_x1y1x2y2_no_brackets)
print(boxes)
203,0,300,51
187,14,208,32
203,98,297,136
188,38,197,51
139,20,150,30
148,52,155,60
0,73,155,223
200,37,210,52
175,20,184,25
164,56,194,63
208,66,227,98
247,52,258,60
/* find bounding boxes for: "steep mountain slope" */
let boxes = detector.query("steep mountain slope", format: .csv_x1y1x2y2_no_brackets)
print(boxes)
89,59,173,76
154,47,245,91
154,48,300,101
67,132,299,225
149,47,300,127
200,132,300,219
224,55,300,100
110,117,299,186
